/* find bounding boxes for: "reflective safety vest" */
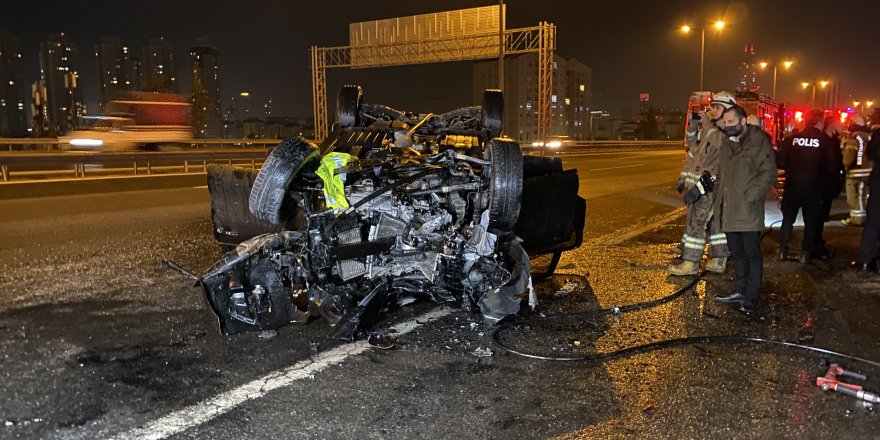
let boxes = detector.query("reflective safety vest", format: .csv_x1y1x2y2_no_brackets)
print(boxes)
316,152,355,210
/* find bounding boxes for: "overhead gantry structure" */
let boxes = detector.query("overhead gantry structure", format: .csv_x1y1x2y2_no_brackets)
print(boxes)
310,6,555,142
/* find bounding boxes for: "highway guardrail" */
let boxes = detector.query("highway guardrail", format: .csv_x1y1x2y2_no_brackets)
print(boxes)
0,138,285,152
0,149,269,182
0,138,683,182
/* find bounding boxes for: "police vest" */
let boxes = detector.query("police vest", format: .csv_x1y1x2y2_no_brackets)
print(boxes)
791,136,821,148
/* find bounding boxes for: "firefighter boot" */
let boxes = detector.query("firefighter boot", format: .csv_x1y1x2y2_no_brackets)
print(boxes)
705,257,727,274
668,260,699,276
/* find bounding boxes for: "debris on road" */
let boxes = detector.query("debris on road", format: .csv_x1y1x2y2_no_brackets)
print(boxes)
553,281,579,299
367,332,395,350
472,346,494,357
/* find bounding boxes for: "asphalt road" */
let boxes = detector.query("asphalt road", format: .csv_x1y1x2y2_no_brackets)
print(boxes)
1,149,879,439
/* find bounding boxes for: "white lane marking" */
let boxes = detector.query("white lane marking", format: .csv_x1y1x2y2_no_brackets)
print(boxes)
588,163,646,172
192,185,208,189
111,307,453,440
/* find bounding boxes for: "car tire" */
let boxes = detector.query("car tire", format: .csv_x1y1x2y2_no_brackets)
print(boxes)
336,84,363,128
481,89,504,139
207,164,283,246
485,137,523,231
249,137,319,224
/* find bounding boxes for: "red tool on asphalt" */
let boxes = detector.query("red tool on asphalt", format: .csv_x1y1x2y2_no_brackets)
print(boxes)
816,363,880,404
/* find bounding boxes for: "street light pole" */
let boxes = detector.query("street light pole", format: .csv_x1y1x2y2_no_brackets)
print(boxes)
772,65,778,100
760,60,791,101
699,29,705,91
681,21,723,92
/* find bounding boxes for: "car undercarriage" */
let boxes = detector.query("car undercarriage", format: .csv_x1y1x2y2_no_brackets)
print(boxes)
194,86,586,340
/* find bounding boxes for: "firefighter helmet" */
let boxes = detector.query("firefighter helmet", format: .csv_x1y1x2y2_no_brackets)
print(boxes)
710,91,737,109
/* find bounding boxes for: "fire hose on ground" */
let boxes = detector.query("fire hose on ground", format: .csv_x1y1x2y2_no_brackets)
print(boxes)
492,275,880,404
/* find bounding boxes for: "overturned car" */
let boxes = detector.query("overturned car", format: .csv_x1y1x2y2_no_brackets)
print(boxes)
197,86,586,340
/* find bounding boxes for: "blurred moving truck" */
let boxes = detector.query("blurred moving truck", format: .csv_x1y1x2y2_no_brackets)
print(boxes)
63,92,193,151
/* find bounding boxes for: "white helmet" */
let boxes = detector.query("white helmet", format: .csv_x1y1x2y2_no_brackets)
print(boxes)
852,114,867,127
710,91,737,109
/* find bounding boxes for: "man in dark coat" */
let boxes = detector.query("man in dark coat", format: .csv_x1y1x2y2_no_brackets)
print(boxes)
712,106,779,314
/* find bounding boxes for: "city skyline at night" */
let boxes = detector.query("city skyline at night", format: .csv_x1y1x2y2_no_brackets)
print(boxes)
3,0,878,124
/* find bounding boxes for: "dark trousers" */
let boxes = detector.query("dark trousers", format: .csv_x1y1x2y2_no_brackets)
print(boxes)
815,181,841,251
726,231,763,304
778,185,822,254
859,183,880,264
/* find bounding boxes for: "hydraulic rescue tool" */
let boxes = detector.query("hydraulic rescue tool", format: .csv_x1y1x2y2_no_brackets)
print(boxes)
816,363,880,404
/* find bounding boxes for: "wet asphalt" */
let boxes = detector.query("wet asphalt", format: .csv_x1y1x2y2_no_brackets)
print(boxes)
1,149,879,439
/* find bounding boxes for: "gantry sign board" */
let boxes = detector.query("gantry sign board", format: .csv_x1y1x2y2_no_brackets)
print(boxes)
347,5,504,67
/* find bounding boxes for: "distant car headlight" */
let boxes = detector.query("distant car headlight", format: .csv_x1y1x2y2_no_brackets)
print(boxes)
546,141,562,148
69,138,104,147
532,141,544,147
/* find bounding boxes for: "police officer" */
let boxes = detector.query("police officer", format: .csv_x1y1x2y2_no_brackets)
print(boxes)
813,117,845,259
776,109,840,264
669,91,735,275
841,115,873,226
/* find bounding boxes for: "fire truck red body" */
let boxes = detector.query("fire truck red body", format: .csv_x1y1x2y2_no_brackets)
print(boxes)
684,90,784,146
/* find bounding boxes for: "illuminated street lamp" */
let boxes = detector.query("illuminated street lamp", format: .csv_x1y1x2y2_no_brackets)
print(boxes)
801,80,830,107
679,20,726,91
757,59,793,100
853,100,875,116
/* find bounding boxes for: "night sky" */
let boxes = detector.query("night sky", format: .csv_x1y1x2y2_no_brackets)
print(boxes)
4,0,879,118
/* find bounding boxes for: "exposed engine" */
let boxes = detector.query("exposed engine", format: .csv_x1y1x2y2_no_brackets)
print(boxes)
199,138,532,340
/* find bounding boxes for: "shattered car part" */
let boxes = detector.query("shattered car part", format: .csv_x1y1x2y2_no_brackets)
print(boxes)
195,85,586,340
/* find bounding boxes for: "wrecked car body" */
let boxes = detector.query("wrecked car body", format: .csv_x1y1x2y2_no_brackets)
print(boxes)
198,86,586,340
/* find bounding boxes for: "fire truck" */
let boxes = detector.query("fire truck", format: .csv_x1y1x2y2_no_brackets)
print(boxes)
684,90,784,146
779,105,853,135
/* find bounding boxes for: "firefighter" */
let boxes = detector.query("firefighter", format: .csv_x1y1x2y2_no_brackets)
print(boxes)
853,109,880,271
669,91,736,275
776,109,840,264
841,115,873,226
